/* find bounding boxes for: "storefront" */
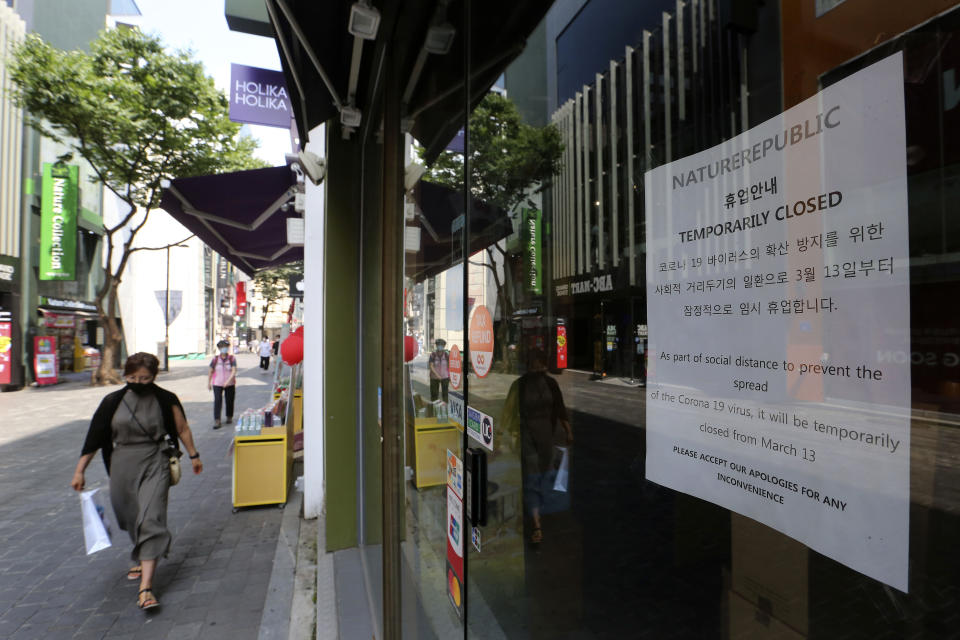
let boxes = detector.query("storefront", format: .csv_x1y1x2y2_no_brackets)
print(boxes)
36,296,102,374
230,0,960,637
0,255,23,390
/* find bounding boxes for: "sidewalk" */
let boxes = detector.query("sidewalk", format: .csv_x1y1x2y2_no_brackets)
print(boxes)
0,354,329,640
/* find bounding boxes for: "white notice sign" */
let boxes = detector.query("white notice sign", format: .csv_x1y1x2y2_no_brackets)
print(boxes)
645,53,910,591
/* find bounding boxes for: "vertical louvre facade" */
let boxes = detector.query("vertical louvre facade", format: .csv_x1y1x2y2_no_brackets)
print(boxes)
550,0,749,288
0,3,24,259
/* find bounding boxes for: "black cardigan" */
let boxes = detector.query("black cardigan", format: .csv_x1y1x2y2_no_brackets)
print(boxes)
81,384,183,474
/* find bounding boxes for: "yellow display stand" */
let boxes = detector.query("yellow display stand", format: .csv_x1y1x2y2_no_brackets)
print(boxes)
232,425,292,509
413,418,461,488
293,391,303,434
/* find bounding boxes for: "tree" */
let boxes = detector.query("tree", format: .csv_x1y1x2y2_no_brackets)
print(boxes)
10,29,266,384
252,262,303,336
421,93,563,369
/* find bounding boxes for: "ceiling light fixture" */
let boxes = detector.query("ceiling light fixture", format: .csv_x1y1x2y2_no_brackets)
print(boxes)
348,2,380,40
424,23,456,55
340,105,362,128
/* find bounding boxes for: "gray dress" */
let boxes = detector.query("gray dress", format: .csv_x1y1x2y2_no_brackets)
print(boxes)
109,390,172,561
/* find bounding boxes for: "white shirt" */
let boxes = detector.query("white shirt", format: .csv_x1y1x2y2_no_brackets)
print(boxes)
259,340,272,357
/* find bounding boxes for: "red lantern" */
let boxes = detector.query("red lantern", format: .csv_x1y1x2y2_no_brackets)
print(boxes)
404,335,418,362
281,332,304,365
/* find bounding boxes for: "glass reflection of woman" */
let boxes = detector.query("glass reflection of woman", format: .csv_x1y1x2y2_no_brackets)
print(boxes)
505,348,573,545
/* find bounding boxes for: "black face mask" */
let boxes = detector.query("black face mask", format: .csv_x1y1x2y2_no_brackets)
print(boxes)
126,382,152,396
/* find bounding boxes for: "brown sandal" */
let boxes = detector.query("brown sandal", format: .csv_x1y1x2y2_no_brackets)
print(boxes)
138,588,159,610
127,565,142,580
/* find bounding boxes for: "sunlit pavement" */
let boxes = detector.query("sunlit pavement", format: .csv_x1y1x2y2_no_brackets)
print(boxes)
0,353,284,640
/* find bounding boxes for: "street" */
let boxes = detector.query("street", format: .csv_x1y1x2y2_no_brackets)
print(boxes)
0,353,283,640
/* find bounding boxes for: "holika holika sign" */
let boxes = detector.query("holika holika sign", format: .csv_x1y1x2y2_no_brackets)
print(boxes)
229,64,292,128
39,163,79,281
644,53,910,591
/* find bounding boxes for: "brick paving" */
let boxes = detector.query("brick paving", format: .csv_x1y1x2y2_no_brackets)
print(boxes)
0,354,285,640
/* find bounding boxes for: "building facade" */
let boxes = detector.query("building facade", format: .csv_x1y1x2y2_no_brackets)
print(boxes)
3,0,139,385
231,0,960,637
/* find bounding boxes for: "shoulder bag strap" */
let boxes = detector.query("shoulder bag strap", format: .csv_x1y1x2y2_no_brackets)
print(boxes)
121,395,167,447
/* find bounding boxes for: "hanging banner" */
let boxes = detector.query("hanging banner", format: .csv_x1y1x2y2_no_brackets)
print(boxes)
236,281,247,316
39,163,79,281
556,324,568,369
469,305,494,378
34,336,58,385
0,322,11,385
522,208,542,295
229,64,292,128
645,53,910,591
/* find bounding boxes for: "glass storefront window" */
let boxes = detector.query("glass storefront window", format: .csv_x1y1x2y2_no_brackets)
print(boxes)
395,1,960,637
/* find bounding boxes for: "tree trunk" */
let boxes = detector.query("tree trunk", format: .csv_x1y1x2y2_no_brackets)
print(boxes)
92,277,123,385
259,302,270,337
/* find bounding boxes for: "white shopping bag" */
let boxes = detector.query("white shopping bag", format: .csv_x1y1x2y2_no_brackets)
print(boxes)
80,489,112,555
552,446,570,492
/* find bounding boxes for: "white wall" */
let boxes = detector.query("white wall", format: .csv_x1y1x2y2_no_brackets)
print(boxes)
302,124,326,519
111,195,211,358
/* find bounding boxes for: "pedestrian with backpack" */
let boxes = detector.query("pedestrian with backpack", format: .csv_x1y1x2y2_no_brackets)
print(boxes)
208,339,237,429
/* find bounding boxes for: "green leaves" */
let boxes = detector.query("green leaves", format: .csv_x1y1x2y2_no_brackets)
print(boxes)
252,262,302,328
9,28,262,210
422,93,564,213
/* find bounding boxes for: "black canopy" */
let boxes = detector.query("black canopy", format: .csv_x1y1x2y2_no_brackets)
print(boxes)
265,0,553,161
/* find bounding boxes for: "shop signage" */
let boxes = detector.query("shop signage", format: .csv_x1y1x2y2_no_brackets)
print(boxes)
0,255,16,292
554,273,615,298
466,406,494,451
556,324,568,369
448,391,465,427
40,296,97,312
43,313,76,329
449,345,463,390
468,305,493,378
39,163,79,281
0,322,11,385
470,526,482,553
513,306,540,317
34,336,58,385
229,64,292,128
644,53,910,591
522,208,542,295
288,273,304,298
218,256,229,290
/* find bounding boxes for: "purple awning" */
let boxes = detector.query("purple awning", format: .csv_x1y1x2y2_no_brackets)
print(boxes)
159,166,302,277
406,180,513,283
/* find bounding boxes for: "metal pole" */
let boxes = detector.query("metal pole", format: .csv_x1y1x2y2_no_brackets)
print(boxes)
380,29,404,640
461,0,472,630
164,245,170,371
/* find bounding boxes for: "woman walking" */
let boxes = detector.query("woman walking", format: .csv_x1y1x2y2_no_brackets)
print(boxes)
208,339,237,428
71,352,203,610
